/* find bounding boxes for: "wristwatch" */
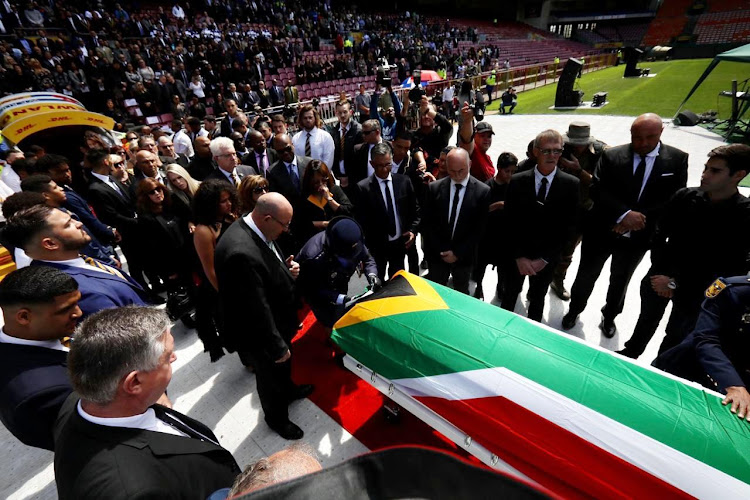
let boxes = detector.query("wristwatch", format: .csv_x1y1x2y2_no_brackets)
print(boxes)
667,279,677,290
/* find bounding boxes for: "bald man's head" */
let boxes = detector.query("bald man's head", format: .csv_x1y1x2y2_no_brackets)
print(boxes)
228,445,321,496
252,192,293,241
446,148,470,183
631,113,664,156
248,129,266,153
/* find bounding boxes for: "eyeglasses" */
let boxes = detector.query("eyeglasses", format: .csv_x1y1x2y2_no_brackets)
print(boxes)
275,145,293,154
253,186,269,194
539,149,564,156
269,214,291,230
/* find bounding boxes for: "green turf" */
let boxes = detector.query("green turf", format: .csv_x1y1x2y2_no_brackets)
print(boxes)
488,59,750,118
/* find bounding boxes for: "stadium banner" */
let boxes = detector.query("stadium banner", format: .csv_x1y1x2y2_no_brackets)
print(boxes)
2,111,115,144
0,101,86,129
332,271,750,499
0,92,82,108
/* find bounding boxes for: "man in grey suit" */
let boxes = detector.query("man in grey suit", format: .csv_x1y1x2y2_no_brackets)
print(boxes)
203,136,257,186
54,307,240,499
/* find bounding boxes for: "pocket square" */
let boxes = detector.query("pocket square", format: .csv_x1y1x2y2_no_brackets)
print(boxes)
661,173,674,177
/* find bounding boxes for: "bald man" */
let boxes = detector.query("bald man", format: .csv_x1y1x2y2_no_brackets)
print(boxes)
227,444,321,496
562,113,688,336
420,148,490,295
214,193,313,440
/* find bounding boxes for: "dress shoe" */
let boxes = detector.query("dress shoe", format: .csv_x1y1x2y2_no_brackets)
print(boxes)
599,317,617,338
266,419,304,440
209,347,225,363
615,347,638,359
473,285,484,301
288,384,314,402
561,312,578,330
550,280,570,301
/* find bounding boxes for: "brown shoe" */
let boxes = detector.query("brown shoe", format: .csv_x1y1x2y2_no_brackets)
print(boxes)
551,280,570,301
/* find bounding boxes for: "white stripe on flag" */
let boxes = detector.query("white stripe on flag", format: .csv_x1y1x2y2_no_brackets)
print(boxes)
393,367,750,499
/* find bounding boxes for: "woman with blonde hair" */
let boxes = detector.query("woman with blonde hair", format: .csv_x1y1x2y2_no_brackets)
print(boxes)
165,163,201,225
237,174,269,213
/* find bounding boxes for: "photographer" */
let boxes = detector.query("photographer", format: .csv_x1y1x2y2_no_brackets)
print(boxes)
500,87,517,115
404,94,453,179
370,84,403,142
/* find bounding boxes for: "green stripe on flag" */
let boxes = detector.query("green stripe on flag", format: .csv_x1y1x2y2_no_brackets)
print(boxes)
332,279,750,483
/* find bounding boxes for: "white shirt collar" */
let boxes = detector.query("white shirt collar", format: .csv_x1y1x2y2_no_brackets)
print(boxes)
244,212,269,244
451,175,470,189
91,171,114,184
641,142,660,158
376,173,393,184
76,400,186,437
0,327,68,352
38,256,111,275
534,166,557,182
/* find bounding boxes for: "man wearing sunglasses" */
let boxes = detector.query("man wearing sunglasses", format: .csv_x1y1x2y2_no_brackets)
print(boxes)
501,130,581,323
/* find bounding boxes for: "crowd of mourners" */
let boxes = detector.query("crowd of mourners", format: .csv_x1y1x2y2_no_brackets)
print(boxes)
0,1,749,499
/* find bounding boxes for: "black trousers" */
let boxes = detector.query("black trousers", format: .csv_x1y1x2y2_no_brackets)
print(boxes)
372,239,407,281
238,350,296,425
426,258,473,295
195,280,223,353
501,259,555,322
624,273,703,357
568,231,648,321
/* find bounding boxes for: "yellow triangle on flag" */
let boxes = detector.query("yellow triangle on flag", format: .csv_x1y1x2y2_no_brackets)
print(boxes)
334,271,449,329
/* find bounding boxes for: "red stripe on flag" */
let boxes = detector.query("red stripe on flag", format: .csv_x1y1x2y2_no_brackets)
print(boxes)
416,395,694,500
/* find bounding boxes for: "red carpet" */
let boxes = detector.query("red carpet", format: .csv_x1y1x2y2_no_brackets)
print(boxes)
291,309,471,459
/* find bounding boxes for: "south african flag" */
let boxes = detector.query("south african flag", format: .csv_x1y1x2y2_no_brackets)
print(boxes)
332,271,750,499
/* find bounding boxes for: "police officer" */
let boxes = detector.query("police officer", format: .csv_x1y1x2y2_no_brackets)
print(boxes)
296,217,380,329
654,273,750,422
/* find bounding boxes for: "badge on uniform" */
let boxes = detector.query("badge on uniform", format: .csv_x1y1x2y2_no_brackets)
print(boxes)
705,278,727,298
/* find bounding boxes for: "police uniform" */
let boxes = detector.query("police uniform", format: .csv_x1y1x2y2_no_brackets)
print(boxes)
653,275,750,392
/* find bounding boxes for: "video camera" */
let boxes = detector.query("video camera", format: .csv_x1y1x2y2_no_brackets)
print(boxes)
376,58,396,87
408,69,426,102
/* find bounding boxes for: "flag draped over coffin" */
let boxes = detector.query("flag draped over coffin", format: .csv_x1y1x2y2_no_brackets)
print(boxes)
331,271,750,499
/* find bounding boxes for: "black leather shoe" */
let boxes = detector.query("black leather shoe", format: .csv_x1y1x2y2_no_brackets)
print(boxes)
599,318,617,338
266,419,304,440
288,384,314,402
473,285,484,301
561,312,578,330
550,281,571,301
615,347,638,359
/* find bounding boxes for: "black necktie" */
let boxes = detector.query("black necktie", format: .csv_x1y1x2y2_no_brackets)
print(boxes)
152,406,219,445
632,155,646,203
448,183,463,238
305,132,312,157
384,179,397,236
537,177,548,204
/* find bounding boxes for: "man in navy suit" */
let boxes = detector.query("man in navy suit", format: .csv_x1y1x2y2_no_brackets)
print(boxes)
353,143,420,280
55,307,240,499
4,205,149,319
0,266,80,451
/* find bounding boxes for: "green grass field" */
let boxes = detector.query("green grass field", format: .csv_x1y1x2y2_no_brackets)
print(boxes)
487,59,750,119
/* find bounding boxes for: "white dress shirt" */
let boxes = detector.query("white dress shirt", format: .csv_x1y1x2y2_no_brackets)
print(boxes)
244,213,282,261
533,166,557,201
91,171,123,196
172,129,195,158
292,127,334,167
448,175,470,237
338,123,349,174
377,174,402,241
77,400,186,438
0,328,68,352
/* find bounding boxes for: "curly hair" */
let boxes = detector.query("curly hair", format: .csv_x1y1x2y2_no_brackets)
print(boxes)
192,179,238,226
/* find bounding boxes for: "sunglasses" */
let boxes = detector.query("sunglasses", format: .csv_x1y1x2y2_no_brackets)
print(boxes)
148,188,163,195
539,149,564,156
253,186,269,194
275,145,293,153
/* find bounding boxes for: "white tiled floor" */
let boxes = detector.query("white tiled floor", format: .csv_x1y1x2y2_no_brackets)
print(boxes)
0,113,729,499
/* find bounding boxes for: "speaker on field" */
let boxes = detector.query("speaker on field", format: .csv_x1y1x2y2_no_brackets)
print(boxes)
623,47,644,77
674,109,700,126
555,58,583,108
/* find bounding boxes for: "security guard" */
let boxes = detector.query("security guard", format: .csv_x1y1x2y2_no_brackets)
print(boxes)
485,70,497,104
654,273,750,421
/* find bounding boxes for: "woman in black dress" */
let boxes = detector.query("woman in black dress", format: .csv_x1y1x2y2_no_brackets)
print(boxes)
295,160,352,246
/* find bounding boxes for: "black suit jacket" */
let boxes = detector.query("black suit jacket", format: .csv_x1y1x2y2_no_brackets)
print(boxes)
349,142,375,186
159,153,190,170
267,155,312,207
215,218,297,359
327,121,362,179
504,168,581,263
590,142,688,243
354,174,420,253
188,155,216,181
421,176,491,264
243,148,278,177
0,343,70,450
54,394,239,500
86,175,138,237
202,165,257,186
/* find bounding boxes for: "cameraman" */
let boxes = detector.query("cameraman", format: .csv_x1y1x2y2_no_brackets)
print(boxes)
404,95,453,178
370,84,403,142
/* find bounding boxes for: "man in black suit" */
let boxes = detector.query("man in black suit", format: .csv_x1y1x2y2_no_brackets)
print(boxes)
562,113,689,336
85,150,150,292
215,193,314,440
420,148,490,294
354,143,420,280
501,130,581,322
225,84,244,111
244,130,278,177
54,307,240,499
269,78,285,107
348,120,383,188
130,149,168,199
204,136,257,187
267,133,312,208
188,136,216,180
327,100,363,190
219,98,242,138
0,266,80,451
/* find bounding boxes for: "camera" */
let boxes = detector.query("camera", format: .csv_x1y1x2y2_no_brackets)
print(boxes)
408,69,425,102
376,58,395,87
